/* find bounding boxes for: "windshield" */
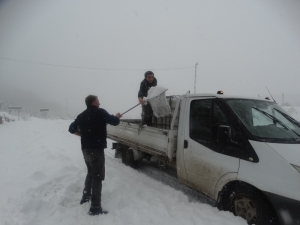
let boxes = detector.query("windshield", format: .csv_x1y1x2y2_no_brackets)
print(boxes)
225,99,300,141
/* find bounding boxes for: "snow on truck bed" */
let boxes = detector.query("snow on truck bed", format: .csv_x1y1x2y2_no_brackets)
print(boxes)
0,117,247,225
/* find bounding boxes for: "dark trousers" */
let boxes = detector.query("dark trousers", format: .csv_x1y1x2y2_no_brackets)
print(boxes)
142,104,153,126
82,149,105,208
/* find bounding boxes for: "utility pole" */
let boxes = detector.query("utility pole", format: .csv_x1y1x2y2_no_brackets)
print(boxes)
194,63,198,94
0,101,3,110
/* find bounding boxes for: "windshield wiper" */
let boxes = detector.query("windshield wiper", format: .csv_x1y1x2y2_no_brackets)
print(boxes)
273,108,300,128
253,107,300,140
252,107,289,130
272,108,300,139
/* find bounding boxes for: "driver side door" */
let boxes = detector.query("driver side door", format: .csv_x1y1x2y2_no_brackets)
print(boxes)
183,98,240,198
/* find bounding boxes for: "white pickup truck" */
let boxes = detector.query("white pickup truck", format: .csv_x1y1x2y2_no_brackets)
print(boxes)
107,92,300,225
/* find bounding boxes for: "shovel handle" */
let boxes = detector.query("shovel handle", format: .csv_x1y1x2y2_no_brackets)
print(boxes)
121,103,141,116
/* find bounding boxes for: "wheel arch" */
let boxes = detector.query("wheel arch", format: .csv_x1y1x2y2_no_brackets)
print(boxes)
217,180,273,206
213,172,238,200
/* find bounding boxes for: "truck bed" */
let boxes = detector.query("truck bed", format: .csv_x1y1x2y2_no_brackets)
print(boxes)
107,96,181,160
107,120,172,157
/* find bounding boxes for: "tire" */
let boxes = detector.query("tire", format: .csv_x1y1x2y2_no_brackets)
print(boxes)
221,183,279,225
122,148,138,168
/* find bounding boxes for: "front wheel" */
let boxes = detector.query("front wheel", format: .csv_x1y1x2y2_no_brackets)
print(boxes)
221,184,279,225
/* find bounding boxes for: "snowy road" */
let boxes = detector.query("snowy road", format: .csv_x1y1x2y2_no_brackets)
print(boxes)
134,160,216,207
0,118,247,225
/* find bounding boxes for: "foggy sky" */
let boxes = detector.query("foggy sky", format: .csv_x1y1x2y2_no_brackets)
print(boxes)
0,0,300,118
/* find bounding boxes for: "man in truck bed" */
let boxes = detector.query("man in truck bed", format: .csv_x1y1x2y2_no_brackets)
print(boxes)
138,71,157,126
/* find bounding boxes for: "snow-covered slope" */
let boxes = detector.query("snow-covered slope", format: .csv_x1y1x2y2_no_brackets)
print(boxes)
0,118,247,225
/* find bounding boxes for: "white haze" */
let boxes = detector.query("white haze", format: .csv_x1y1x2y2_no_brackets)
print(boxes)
0,0,299,119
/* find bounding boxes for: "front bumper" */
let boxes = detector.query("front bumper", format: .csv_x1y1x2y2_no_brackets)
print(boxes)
264,191,300,225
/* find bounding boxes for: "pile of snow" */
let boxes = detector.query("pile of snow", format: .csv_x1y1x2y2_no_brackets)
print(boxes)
0,118,246,225
146,85,168,100
0,111,17,122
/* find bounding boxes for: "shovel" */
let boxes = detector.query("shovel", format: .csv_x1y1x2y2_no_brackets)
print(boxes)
121,86,168,116
121,103,141,116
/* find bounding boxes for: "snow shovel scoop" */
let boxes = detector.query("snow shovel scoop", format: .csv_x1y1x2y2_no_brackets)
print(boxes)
121,86,171,117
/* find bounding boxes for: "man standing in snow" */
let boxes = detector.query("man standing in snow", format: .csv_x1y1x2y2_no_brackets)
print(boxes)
138,71,157,126
69,95,121,216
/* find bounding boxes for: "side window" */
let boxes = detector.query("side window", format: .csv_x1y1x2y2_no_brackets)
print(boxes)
213,103,229,126
212,103,230,142
190,99,212,143
190,99,236,147
189,99,257,161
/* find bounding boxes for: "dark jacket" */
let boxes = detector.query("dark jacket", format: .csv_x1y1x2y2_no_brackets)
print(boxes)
69,106,120,149
138,78,157,98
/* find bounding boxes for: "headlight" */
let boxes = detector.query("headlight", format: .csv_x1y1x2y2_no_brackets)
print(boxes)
292,164,300,173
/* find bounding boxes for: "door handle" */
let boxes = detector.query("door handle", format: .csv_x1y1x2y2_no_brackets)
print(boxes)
184,140,188,149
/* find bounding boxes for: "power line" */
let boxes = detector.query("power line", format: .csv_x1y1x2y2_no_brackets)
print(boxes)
273,94,300,97
0,56,194,71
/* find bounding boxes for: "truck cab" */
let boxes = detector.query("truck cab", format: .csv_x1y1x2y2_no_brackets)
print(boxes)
176,93,300,225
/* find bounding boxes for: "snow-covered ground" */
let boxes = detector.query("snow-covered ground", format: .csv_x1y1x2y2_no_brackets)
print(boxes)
0,117,247,225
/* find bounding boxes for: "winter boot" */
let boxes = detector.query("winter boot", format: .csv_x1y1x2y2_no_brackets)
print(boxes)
80,195,91,205
88,206,108,216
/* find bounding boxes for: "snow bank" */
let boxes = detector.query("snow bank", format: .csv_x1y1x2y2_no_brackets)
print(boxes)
0,118,246,225
0,111,17,122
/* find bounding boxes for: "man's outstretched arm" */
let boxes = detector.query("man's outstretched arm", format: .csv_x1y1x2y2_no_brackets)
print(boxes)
101,109,122,126
68,119,81,136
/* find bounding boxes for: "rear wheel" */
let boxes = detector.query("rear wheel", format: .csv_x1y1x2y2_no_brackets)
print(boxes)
122,148,138,168
221,183,279,225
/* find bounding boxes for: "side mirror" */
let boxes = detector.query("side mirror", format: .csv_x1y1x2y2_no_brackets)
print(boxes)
217,125,238,146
